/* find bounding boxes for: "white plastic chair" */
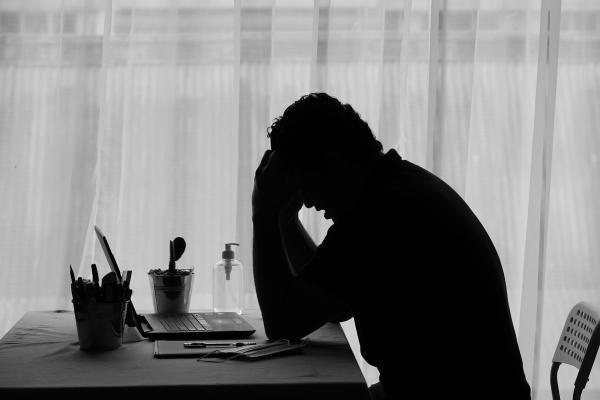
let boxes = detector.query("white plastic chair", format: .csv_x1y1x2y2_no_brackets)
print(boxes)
551,302,600,400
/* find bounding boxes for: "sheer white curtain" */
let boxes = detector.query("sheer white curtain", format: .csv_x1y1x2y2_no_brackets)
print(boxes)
0,0,599,398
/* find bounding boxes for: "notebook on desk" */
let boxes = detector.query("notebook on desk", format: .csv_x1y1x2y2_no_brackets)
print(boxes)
95,225,256,340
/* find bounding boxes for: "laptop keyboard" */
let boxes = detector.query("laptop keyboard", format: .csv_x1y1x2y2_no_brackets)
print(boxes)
159,313,212,331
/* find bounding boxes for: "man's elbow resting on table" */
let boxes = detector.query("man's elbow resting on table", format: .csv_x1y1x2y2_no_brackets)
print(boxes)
262,313,342,341
261,299,353,340
263,318,308,341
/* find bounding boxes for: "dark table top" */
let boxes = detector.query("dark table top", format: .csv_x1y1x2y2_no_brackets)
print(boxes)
0,310,369,400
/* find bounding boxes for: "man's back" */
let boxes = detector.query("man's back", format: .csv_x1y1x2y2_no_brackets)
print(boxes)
299,149,531,399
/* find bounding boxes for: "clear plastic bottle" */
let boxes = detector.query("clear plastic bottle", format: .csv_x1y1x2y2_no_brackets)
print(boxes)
212,243,244,314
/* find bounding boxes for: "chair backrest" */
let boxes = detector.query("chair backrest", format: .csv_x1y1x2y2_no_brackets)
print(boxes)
551,301,600,400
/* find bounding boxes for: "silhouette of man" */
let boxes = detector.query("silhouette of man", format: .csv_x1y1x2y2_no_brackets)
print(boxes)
252,93,530,399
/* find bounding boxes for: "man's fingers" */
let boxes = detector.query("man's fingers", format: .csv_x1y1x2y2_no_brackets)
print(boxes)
253,149,301,211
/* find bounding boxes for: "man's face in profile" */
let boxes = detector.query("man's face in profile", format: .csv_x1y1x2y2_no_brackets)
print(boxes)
289,153,357,221
296,168,335,219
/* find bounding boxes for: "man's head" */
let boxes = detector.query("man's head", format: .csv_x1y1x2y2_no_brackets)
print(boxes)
268,92,383,219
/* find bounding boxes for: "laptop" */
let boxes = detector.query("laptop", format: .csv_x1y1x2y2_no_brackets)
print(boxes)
130,306,256,340
94,225,256,340
126,302,256,340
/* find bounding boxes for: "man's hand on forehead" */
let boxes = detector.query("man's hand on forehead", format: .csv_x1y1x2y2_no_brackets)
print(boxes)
253,150,302,213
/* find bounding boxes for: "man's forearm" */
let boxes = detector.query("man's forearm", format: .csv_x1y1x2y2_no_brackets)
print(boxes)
279,215,317,275
252,209,294,324
252,207,317,309
253,208,348,340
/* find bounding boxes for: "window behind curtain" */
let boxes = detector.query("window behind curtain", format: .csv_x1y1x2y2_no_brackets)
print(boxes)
1,1,600,397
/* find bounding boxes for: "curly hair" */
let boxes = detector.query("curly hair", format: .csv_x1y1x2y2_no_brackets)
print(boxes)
267,92,383,170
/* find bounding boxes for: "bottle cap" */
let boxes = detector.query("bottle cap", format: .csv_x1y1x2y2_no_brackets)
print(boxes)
223,243,239,260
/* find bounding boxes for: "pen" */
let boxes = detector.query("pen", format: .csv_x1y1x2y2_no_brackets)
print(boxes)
91,263,100,300
183,341,256,348
70,283,77,302
69,265,75,284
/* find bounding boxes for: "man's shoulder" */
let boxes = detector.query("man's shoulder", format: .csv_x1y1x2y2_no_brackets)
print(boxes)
358,157,451,221
368,151,449,196
367,152,476,219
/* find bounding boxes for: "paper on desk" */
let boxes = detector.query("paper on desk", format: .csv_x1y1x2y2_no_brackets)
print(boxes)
198,339,309,361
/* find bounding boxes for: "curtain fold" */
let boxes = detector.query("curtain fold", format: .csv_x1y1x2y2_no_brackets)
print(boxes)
1,1,599,398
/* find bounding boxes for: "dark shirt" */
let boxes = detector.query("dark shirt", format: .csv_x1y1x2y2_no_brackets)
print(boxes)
299,149,531,399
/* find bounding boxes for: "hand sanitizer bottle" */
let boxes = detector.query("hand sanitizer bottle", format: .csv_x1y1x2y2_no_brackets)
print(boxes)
212,243,243,314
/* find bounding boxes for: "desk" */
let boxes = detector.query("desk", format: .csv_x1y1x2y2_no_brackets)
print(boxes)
0,310,369,400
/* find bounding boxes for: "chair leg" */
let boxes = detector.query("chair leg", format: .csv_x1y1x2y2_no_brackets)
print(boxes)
551,362,561,400
573,385,583,400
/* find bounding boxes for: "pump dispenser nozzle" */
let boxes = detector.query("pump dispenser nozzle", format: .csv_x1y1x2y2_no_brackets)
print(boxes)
222,242,239,260
213,242,244,313
222,243,239,280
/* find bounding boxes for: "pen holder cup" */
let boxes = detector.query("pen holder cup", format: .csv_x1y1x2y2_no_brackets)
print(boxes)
148,271,194,314
73,300,129,351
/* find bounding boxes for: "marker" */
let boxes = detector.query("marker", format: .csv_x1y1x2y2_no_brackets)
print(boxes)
91,263,99,284
122,270,132,289
83,280,96,303
91,264,100,300
101,272,117,302
77,277,86,302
